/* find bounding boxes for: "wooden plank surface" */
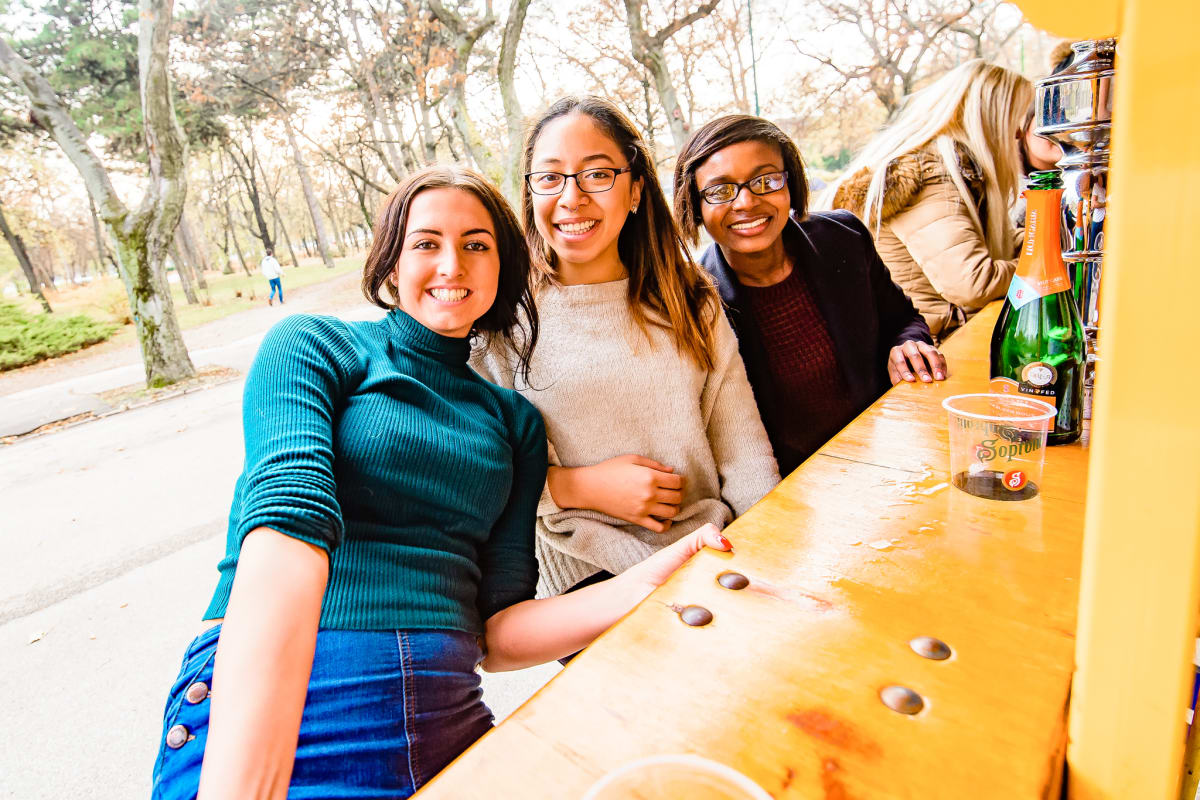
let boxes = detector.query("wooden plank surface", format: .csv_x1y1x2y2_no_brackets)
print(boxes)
417,303,1088,800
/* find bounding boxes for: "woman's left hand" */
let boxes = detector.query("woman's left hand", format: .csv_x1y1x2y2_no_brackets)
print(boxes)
621,523,733,594
888,340,949,384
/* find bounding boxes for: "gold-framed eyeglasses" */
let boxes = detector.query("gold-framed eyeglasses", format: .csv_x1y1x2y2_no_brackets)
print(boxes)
525,166,633,196
699,171,789,205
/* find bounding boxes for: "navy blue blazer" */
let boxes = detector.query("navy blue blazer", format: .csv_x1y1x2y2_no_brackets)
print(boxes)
699,209,932,472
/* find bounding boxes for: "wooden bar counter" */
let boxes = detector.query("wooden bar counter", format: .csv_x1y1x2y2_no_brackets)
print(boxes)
417,303,1089,800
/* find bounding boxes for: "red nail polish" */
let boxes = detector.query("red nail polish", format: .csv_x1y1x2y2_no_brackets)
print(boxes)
717,533,732,549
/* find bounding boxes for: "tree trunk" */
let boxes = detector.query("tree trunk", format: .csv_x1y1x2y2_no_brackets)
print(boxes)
218,225,233,274
354,151,375,229
322,196,346,256
224,140,273,252
352,176,372,230
119,0,196,384
171,241,199,304
636,46,686,152
497,0,533,202
642,76,657,145
282,115,336,269
427,0,497,177
0,198,52,312
400,139,421,174
174,227,207,290
438,105,465,163
346,0,406,182
224,197,251,276
217,149,254,276
179,212,211,275
30,250,53,291
621,0,720,154
271,203,299,268
0,0,195,385
89,199,110,280
447,91,492,174
418,101,438,165
174,226,207,290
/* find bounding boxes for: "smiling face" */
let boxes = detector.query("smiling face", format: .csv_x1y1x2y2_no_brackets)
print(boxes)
391,188,500,338
528,112,642,279
693,139,792,261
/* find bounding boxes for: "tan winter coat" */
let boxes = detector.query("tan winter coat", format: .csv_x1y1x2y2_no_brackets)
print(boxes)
832,145,1020,339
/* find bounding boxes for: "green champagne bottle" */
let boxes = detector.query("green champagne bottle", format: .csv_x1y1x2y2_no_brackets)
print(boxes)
990,170,1085,445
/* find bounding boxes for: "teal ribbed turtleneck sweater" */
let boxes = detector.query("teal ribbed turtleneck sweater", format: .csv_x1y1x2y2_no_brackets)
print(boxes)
203,309,547,634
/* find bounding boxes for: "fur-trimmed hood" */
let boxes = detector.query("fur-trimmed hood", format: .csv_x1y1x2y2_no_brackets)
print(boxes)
832,143,983,223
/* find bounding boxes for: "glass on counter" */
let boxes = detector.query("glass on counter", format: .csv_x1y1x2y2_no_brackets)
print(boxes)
943,393,1056,501
581,754,773,800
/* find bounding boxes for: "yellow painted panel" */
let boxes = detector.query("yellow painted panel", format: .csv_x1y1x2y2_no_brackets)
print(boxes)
417,305,1087,799
1016,0,1119,38
1006,0,1200,798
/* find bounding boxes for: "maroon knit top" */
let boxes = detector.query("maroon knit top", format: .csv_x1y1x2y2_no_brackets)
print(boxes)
741,265,854,473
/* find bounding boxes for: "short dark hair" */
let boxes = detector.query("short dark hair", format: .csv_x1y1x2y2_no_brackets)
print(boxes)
362,166,538,378
266,249,274,256
672,115,809,244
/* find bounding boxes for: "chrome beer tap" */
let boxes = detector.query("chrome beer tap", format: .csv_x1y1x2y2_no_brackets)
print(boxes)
1034,38,1116,422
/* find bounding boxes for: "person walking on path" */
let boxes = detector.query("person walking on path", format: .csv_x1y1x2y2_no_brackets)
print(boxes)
261,249,284,306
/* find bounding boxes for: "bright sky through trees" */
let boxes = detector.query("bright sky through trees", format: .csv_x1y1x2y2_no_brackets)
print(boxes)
0,0,1058,325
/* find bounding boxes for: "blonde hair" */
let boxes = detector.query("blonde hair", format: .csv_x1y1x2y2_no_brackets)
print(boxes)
824,60,1032,261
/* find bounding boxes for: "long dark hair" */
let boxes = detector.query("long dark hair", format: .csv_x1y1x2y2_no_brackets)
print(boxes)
522,95,718,371
673,114,810,245
362,166,538,378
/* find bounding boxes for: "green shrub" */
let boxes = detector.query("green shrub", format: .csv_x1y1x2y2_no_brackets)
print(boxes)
0,302,119,370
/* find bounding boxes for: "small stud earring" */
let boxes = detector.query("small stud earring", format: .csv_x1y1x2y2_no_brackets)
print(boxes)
630,204,639,214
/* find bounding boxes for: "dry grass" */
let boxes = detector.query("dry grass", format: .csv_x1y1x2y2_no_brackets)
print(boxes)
8,252,364,340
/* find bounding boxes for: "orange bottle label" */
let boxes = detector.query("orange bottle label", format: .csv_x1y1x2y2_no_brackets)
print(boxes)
1008,188,1071,310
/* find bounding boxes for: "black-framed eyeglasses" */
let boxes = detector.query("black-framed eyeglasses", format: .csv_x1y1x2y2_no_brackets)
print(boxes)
699,171,789,205
525,166,633,196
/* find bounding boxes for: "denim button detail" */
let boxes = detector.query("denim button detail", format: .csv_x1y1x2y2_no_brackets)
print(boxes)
185,682,209,704
166,724,190,749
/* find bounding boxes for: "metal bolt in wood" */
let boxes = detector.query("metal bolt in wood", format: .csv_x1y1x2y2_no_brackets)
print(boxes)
909,637,952,661
880,686,925,715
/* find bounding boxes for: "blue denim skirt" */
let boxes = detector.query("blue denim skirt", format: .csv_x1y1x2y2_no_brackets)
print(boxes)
151,625,494,799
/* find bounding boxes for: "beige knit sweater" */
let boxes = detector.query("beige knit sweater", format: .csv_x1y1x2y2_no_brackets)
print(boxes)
471,278,780,596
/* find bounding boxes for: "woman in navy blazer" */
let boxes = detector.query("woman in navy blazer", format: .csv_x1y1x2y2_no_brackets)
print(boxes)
673,116,947,475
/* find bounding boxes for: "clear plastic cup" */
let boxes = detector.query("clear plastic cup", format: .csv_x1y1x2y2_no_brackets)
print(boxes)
942,393,1056,501
580,754,774,800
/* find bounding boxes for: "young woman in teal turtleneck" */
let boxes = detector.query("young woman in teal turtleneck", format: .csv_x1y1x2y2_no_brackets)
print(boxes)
150,167,731,800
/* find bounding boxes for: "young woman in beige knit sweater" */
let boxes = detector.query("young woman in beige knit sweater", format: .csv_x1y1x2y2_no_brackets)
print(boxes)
472,96,780,600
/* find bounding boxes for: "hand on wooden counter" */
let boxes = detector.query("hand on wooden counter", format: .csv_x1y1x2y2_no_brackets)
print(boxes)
480,524,730,673
619,522,732,590
546,455,686,533
888,339,949,384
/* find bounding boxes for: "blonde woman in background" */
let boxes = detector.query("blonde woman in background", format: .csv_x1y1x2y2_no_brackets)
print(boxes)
826,60,1033,341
